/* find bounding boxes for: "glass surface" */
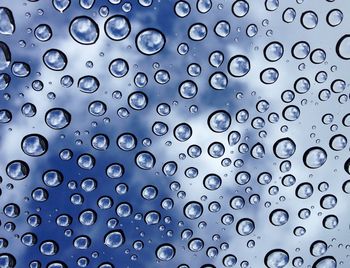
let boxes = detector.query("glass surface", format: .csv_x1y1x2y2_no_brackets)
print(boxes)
0,0,350,267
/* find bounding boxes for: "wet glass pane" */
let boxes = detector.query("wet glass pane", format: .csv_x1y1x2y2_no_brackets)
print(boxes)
0,0,350,267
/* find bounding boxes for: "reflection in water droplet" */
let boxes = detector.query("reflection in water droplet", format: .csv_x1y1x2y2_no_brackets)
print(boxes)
175,1,191,17
188,23,207,41
156,244,175,261
344,158,350,175
273,138,296,159
78,75,100,93
128,91,148,110
6,160,30,180
105,15,131,41
264,42,284,62
296,182,314,199
264,249,289,268
214,20,230,38
203,174,222,190
21,134,48,157
42,170,63,187
0,42,11,70
80,0,95,9
0,7,15,35
34,24,52,42
69,16,99,45
0,253,16,267
260,68,279,84
236,218,255,236
0,73,11,90
269,209,289,226
336,35,350,60
282,7,296,23
40,240,59,256
327,9,343,27
232,0,249,17
43,49,67,71
104,230,125,248
228,55,250,77
184,201,203,219
109,58,129,78
45,108,71,129
136,28,165,55
135,151,155,169
312,256,337,268
303,147,327,169
53,0,71,12
12,62,30,77
174,123,192,141
300,11,318,29
179,80,198,99
197,0,212,14
209,72,228,90
208,110,231,133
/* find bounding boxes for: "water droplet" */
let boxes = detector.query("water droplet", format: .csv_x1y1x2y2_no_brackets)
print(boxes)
45,108,71,129
6,160,29,180
21,134,48,157
175,1,191,17
43,49,67,71
0,7,15,35
232,0,249,17
156,244,175,261
184,201,203,219
109,58,129,78
208,110,231,133
269,209,289,226
312,256,337,268
52,0,71,12
69,16,99,45
303,147,327,169
188,23,207,41
135,151,155,169
136,28,165,55
336,35,350,60
78,75,100,93
273,138,296,159
228,55,250,77
264,249,289,268
34,24,52,41
105,15,130,41
264,42,284,62
0,42,11,70
236,218,255,236
179,80,198,99
300,11,318,29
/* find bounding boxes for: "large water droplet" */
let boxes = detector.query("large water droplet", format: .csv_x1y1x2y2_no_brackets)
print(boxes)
184,201,203,220
21,134,48,157
303,147,327,169
0,42,11,70
6,160,29,180
264,249,289,268
273,138,296,159
0,7,15,35
228,55,250,77
105,15,131,41
43,49,67,71
156,244,175,261
136,28,165,55
336,35,350,60
45,108,71,130
69,16,99,45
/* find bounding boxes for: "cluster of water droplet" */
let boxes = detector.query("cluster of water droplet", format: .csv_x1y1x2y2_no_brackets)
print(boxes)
1,0,350,267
